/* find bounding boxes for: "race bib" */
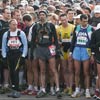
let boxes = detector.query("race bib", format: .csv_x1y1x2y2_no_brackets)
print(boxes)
77,36,87,45
48,45,56,56
7,37,21,49
62,38,71,42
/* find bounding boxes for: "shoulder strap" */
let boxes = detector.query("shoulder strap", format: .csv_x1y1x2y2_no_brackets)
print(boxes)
7,30,21,37
46,22,51,33
36,22,52,34
17,30,20,36
36,23,41,33
17,30,22,44
6,30,21,43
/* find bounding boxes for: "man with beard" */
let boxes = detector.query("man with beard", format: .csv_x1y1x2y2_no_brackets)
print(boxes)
31,10,62,98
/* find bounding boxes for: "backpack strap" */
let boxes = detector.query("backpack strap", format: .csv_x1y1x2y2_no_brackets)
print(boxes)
7,30,21,43
17,30,20,36
45,22,51,33
17,30,22,45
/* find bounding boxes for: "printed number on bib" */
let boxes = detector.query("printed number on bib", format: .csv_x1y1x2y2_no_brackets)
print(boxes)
7,37,21,49
49,45,56,56
77,36,87,45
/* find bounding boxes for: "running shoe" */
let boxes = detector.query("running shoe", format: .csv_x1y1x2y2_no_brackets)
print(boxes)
36,90,47,98
85,91,91,98
71,91,80,98
28,90,37,96
93,90,99,99
49,90,55,96
56,91,62,99
67,87,73,96
8,91,21,98
21,89,32,95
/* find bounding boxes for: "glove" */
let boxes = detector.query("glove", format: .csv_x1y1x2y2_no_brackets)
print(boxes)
19,57,25,66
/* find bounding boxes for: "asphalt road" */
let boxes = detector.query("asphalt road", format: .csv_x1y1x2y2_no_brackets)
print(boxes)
0,94,95,100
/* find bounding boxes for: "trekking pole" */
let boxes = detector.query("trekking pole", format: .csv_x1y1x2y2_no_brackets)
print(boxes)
15,57,21,71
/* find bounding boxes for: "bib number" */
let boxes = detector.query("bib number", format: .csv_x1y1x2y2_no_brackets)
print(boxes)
77,36,87,45
48,45,56,56
7,37,21,49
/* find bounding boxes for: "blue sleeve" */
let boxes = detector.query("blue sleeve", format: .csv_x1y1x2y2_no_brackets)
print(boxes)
2,32,8,58
20,31,28,57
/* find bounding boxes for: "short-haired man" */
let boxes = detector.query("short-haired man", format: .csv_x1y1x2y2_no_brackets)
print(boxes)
56,13,75,96
22,14,39,95
2,19,28,98
69,14,95,98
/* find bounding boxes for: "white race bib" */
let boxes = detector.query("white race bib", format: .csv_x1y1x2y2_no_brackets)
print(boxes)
77,36,87,45
62,39,71,42
7,37,21,49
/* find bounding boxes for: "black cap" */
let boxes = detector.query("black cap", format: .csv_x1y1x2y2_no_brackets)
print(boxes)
39,10,48,16
32,5,39,11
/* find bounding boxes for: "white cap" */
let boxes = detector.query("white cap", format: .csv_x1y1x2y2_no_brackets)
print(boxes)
96,23,100,30
94,5,100,13
73,14,81,19
20,0,28,6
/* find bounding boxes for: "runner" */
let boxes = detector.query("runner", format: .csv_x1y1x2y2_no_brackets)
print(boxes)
31,10,62,98
69,14,95,98
56,13,75,96
2,19,28,98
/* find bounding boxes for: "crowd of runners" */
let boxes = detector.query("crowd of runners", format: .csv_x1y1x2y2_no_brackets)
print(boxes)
0,0,100,99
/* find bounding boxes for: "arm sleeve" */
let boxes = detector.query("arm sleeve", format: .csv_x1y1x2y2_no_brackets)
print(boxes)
2,32,7,58
20,31,28,57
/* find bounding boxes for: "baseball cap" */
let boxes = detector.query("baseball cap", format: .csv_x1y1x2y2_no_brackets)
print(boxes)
94,5,100,13
39,10,48,16
73,14,81,19
20,0,28,6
